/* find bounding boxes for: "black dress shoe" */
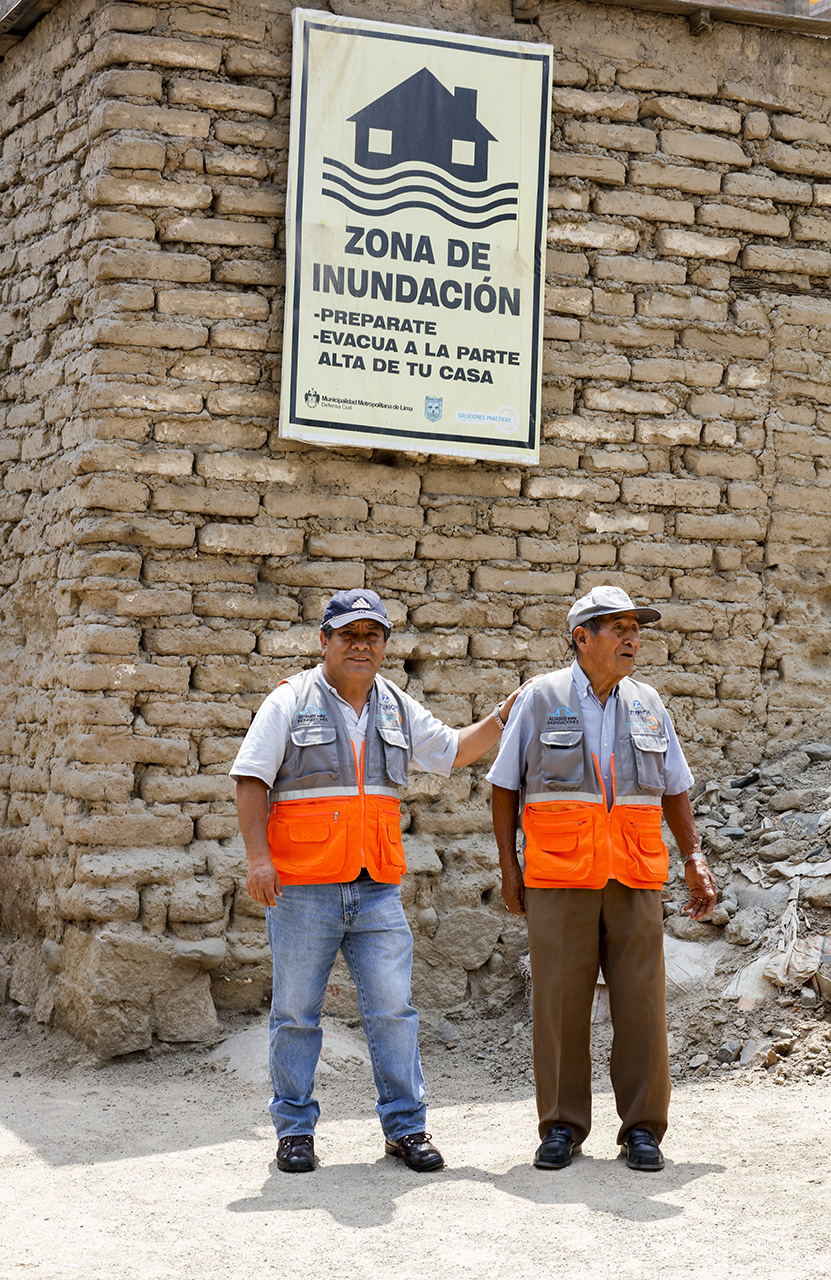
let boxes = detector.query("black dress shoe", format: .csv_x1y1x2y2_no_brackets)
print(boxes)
621,1127,664,1171
534,1125,581,1170
277,1134,315,1172
385,1132,445,1171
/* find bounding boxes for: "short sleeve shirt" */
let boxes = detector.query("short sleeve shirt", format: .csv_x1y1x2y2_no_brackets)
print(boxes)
230,667,459,788
487,661,693,803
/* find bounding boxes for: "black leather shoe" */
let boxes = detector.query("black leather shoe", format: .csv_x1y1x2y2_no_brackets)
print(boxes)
385,1132,444,1171
534,1126,581,1169
621,1127,664,1171
277,1134,315,1172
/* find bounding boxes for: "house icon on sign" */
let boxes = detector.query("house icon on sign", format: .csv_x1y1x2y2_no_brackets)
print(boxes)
348,68,495,182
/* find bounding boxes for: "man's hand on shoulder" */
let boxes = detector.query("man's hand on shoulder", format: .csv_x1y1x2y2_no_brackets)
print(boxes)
500,675,538,725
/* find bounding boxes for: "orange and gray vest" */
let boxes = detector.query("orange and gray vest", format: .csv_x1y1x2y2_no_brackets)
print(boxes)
521,669,670,891
267,667,413,885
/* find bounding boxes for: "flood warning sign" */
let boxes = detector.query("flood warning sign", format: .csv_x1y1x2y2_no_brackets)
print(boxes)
280,11,552,464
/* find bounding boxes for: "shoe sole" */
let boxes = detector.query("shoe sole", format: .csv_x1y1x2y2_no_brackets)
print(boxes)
624,1157,664,1171
622,1146,664,1171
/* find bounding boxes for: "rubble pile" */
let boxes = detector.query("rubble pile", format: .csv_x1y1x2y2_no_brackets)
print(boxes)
445,738,831,1093
650,739,831,1083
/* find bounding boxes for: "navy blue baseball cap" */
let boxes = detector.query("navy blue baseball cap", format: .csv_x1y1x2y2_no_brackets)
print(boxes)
322,589,391,631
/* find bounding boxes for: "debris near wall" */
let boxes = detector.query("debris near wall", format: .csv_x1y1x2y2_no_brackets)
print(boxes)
427,740,831,1096
656,740,831,1083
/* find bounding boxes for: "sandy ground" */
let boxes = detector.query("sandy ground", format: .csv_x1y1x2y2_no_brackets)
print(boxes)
2,1006,830,1280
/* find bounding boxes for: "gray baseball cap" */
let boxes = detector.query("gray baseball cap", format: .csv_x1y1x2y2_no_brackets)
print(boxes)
567,585,661,633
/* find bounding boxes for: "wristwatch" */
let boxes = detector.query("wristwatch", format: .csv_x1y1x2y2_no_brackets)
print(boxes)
682,851,707,864
493,702,507,730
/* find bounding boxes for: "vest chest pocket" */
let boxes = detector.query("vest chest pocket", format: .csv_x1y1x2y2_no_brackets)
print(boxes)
289,724,340,784
630,733,667,794
539,730,584,788
377,723,410,787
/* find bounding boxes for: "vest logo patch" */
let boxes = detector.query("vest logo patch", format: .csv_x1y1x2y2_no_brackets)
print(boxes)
547,707,579,725
377,691,402,729
627,707,661,732
297,703,328,725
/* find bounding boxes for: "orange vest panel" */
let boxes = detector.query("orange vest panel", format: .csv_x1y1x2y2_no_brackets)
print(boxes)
267,741,408,886
523,799,668,890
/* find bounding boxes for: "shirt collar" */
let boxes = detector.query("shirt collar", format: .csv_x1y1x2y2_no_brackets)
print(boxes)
571,659,619,707
322,669,372,715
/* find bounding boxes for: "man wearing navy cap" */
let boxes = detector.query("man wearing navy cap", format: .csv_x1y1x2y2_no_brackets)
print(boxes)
489,586,716,1172
232,589,521,1173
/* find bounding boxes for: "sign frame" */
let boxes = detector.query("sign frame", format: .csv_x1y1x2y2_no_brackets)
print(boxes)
280,10,553,464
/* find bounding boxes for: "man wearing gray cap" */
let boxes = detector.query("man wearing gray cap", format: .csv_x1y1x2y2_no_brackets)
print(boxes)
489,585,715,1172
232,588,522,1175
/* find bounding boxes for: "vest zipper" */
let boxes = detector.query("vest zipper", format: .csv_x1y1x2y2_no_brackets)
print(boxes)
608,755,616,877
352,741,366,868
593,751,616,882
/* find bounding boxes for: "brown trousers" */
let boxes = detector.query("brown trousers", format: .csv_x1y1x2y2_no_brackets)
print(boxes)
525,880,671,1146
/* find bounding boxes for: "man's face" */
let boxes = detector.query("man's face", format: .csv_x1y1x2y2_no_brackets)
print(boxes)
321,619,388,686
574,611,640,687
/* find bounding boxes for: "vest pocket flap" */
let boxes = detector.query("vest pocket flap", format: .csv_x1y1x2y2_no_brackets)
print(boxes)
624,815,665,853
528,812,586,852
638,831,665,854
290,724,337,747
630,733,667,754
286,819,330,843
539,730,583,748
377,724,409,751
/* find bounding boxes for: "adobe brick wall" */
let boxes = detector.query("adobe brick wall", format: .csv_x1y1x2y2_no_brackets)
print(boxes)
0,0,828,1054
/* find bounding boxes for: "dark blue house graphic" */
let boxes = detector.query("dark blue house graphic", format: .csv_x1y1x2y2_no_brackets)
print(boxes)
348,68,495,182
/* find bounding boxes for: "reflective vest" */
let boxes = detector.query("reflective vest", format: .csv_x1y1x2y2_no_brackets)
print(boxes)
266,666,412,886
521,669,670,891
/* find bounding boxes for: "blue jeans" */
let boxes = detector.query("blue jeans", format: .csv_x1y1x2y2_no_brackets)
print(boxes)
265,879,426,1141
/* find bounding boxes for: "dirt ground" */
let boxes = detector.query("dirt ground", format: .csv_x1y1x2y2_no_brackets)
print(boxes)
1,1003,830,1280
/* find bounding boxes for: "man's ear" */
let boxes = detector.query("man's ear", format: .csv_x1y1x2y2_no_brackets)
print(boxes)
319,629,327,654
572,626,587,652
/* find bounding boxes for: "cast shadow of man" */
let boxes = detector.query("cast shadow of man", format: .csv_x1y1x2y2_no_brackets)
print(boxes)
227,1152,725,1229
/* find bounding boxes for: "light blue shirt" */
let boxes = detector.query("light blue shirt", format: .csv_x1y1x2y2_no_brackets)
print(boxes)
487,660,693,808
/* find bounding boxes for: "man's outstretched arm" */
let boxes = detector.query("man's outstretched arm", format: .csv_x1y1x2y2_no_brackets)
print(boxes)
453,685,526,767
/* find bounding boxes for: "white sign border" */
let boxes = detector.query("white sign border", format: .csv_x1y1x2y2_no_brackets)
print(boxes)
280,10,552,464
